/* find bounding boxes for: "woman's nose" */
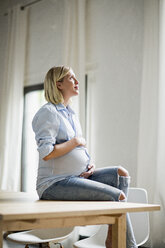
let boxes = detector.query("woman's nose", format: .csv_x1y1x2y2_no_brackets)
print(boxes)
75,79,79,84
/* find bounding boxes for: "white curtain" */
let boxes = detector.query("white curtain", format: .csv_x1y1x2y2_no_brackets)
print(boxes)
137,0,165,247
0,6,28,191
63,0,86,133
152,0,165,246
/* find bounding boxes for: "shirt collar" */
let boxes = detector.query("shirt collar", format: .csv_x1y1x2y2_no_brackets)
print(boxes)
55,103,75,114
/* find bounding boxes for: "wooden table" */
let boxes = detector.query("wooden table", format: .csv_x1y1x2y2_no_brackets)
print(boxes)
0,192,160,248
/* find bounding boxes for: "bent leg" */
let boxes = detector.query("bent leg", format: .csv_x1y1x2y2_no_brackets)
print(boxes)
89,166,137,248
126,213,137,248
88,166,130,199
118,166,129,177
41,176,122,201
118,167,137,248
118,166,130,198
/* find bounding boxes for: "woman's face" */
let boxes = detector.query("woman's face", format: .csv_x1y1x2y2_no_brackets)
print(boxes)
57,69,79,99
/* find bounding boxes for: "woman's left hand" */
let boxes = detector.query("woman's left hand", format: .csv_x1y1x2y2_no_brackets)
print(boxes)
80,164,95,179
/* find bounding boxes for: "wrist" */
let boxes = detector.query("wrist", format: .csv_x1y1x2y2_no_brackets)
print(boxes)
72,137,79,147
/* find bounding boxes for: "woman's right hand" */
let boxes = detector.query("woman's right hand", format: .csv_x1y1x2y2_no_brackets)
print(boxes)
74,137,86,147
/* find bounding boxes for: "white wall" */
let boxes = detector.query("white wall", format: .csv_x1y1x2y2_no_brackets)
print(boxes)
86,0,144,186
0,0,65,87
0,0,145,186
25,0,65,86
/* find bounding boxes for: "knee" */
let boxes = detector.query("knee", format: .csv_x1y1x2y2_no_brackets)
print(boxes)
119,191,126,201
118,166,129,177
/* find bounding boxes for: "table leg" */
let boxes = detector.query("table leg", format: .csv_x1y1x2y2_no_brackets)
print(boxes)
112,214,126,248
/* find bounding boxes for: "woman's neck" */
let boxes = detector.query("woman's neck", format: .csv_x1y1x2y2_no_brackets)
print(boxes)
63,97,70,107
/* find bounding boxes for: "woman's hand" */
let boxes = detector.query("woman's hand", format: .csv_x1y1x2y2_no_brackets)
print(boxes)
79,164,95,179
74,136,86,147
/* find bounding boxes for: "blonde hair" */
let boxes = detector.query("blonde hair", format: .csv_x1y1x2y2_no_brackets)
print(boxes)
44,66,70,104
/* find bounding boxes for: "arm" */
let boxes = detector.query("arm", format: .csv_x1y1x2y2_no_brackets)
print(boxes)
43,136,86,161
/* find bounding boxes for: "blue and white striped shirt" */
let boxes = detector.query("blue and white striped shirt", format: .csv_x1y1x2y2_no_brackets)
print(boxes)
32,102,90,198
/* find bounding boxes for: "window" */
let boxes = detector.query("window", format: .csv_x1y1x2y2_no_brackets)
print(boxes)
21,84,46,192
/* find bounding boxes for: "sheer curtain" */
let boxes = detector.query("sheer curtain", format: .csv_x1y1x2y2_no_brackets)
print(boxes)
63,0,86,133
137,0,165,247
152,1,165,247
0,6,28,191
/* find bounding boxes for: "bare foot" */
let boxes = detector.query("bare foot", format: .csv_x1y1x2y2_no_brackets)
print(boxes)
105,225,112,248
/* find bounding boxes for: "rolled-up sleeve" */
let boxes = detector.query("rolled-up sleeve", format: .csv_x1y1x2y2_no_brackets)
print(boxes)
32,107,60,159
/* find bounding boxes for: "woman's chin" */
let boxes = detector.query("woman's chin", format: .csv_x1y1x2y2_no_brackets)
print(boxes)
74,90,79,96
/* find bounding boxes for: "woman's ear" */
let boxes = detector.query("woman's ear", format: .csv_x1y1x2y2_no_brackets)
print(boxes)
56,81,63,90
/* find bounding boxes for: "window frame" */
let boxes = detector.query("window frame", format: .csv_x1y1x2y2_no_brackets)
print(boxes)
21,83,44,191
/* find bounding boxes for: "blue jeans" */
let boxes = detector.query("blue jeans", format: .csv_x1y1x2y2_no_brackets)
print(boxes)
41,166,137,248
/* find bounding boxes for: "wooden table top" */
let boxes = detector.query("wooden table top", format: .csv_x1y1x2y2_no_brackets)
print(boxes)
0,192,160,221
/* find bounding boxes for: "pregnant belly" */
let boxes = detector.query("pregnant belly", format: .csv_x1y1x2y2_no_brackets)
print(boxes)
52,147,89,176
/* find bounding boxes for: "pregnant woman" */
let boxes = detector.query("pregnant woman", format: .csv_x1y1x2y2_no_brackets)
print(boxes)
32,66,137,248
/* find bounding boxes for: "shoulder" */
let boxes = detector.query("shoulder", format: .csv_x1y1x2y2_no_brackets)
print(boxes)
34,103,58,118
38,102,58,114
32,103,59,129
